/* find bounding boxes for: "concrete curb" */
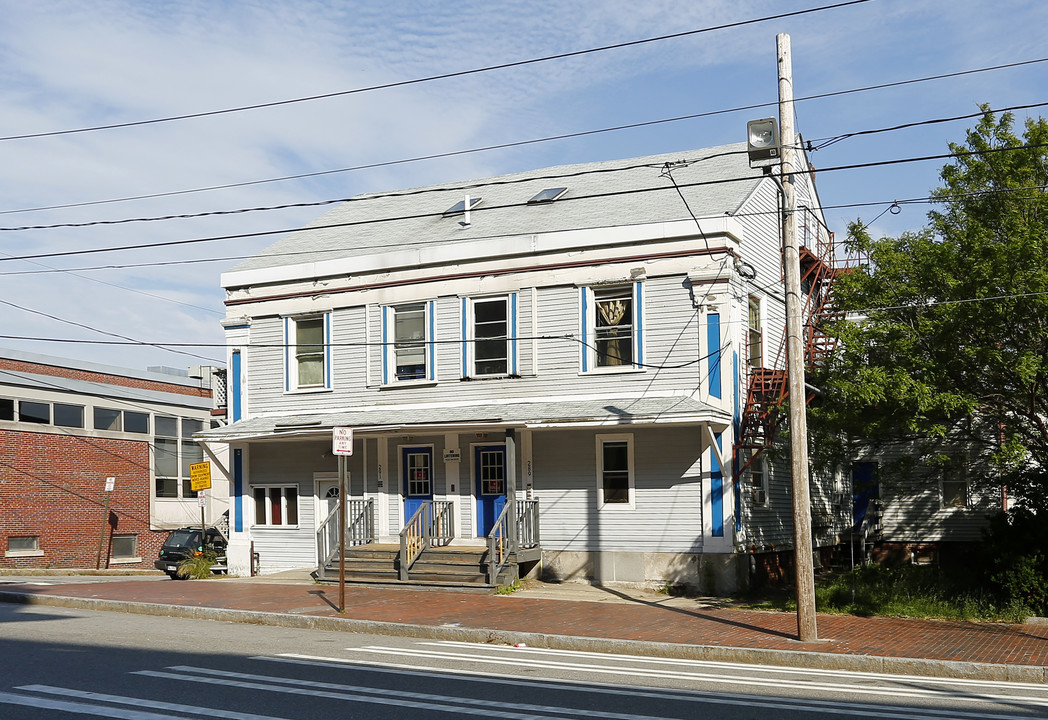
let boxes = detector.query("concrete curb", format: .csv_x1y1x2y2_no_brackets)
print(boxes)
1,590,1045,684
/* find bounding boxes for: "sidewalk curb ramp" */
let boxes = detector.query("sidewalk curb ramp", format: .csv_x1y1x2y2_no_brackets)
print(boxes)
2,590,1045,684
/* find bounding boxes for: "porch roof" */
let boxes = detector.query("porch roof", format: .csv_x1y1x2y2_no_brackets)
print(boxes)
197,394,730,442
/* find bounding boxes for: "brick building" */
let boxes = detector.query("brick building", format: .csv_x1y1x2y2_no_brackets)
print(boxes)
0,348,226,570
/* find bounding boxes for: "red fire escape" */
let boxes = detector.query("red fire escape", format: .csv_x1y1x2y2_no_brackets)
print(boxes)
734,207,856,476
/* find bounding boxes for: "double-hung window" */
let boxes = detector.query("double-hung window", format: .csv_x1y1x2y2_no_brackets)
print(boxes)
581,283,643,372
596,433,635,508
284,314,331,391
383,301,435,384
941,458,969,509
746,449,769,507
748,297,763,370
463,295,516,378
154,416,205,499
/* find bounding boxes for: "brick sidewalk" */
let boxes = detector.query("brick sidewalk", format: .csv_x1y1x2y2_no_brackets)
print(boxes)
4,578,1047,669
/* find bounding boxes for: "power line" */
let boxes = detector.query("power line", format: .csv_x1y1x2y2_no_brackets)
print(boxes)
5,54,1046,219
4,140,1047,266
3,180,1045,277
0,1,872,145
0,298,222,364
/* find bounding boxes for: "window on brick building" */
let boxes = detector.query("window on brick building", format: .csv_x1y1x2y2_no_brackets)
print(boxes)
124,411,149,434
19,401,50,424
111,534,138,560
94,407,122,431
0,398,14,421
155,416,205,500
5,536,42,557
53,403,84,428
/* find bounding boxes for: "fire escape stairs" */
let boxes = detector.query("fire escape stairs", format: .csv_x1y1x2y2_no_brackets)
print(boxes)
735,215,849,478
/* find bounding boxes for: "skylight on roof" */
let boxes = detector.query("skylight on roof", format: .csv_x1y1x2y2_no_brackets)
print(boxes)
443,196,483,216
527,187,567,204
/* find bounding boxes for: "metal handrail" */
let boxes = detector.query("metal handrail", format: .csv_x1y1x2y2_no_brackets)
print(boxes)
398,500,456,581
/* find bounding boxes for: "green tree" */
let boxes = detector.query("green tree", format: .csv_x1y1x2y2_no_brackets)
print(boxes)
814,109,1048,507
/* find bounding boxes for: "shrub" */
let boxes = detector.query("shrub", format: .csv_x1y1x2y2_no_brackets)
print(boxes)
176,550,219,580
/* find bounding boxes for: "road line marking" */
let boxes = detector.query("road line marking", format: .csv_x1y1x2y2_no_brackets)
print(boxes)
428,640,1048,693
260,655,1040,720
0,690,188,720
18,685,291,720
337,645,1048,708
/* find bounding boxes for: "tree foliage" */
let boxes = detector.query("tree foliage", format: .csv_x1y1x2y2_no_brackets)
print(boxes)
813,109,1048,507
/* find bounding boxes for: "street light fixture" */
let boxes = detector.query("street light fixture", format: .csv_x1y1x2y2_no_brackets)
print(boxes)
746,117,780,162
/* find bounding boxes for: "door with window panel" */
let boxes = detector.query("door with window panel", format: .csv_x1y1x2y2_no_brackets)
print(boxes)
402,447,433,522
474,445,506,536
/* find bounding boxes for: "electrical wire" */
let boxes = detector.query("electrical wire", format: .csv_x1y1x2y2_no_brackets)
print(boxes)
4,139,1046,265
0,1,872,145
4,56,1046,218
0,298,222,363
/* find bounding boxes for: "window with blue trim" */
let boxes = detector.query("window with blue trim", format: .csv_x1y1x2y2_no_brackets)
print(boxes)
463,295,516,378
383,302,435,384
581,283,643,372
284,314,331,391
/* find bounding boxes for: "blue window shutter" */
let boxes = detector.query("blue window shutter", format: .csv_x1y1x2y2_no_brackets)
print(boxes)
233,448,243,533
427,300,436,380
580,288,589,373
231,350,242,422
634,281,644,368
283,317,291,392
711,432,724,537
381,307,389,385
461,297,468,377
324,313,333,389
708,313,722,398
510,293,518,375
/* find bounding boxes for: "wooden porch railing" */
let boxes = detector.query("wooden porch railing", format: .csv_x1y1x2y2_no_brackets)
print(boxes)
398,500,455,581
487,499,539,585
316,498,374,578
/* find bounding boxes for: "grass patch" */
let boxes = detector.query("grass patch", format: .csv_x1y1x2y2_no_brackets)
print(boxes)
739,564,1031,623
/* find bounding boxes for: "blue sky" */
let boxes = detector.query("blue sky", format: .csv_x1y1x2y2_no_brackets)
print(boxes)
1,0,1045,370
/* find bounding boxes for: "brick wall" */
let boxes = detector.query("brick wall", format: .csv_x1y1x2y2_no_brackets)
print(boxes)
0,428,166,569
0,358,209,398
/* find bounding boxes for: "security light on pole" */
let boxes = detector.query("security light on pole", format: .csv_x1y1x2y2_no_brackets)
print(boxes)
747,118,780,162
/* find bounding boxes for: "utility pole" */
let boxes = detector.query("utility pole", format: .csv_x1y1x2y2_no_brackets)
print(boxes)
777,32,818,642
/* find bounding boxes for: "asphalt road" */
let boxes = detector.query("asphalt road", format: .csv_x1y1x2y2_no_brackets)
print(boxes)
1,602,1047,719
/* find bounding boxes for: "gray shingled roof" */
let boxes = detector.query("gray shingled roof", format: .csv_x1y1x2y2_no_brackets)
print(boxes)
198,395,729,441
231,143,760,273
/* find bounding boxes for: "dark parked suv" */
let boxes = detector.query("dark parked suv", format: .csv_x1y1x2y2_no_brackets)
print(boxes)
155,527,228,579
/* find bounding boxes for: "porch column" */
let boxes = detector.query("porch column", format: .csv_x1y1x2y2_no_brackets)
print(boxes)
506,428,517,547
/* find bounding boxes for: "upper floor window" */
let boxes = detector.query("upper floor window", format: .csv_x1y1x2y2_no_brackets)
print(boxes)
748,297,763,370
463,295,516,378
383,301,435,384
581,283,643,372
155,416,205,499
745,448,770,507
284,314,331,392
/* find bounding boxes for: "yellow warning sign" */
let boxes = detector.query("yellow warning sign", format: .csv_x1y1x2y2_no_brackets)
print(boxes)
189,461,212,492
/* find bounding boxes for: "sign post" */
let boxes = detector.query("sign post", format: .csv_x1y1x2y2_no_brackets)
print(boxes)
96,477,115,569
332,428,354,613
190,462,213,553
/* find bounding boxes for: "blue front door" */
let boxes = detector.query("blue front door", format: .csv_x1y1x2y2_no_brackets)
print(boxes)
403,447,433,521
475,445,506,537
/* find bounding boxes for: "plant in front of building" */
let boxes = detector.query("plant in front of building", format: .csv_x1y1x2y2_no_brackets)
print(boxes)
176,549,219,580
